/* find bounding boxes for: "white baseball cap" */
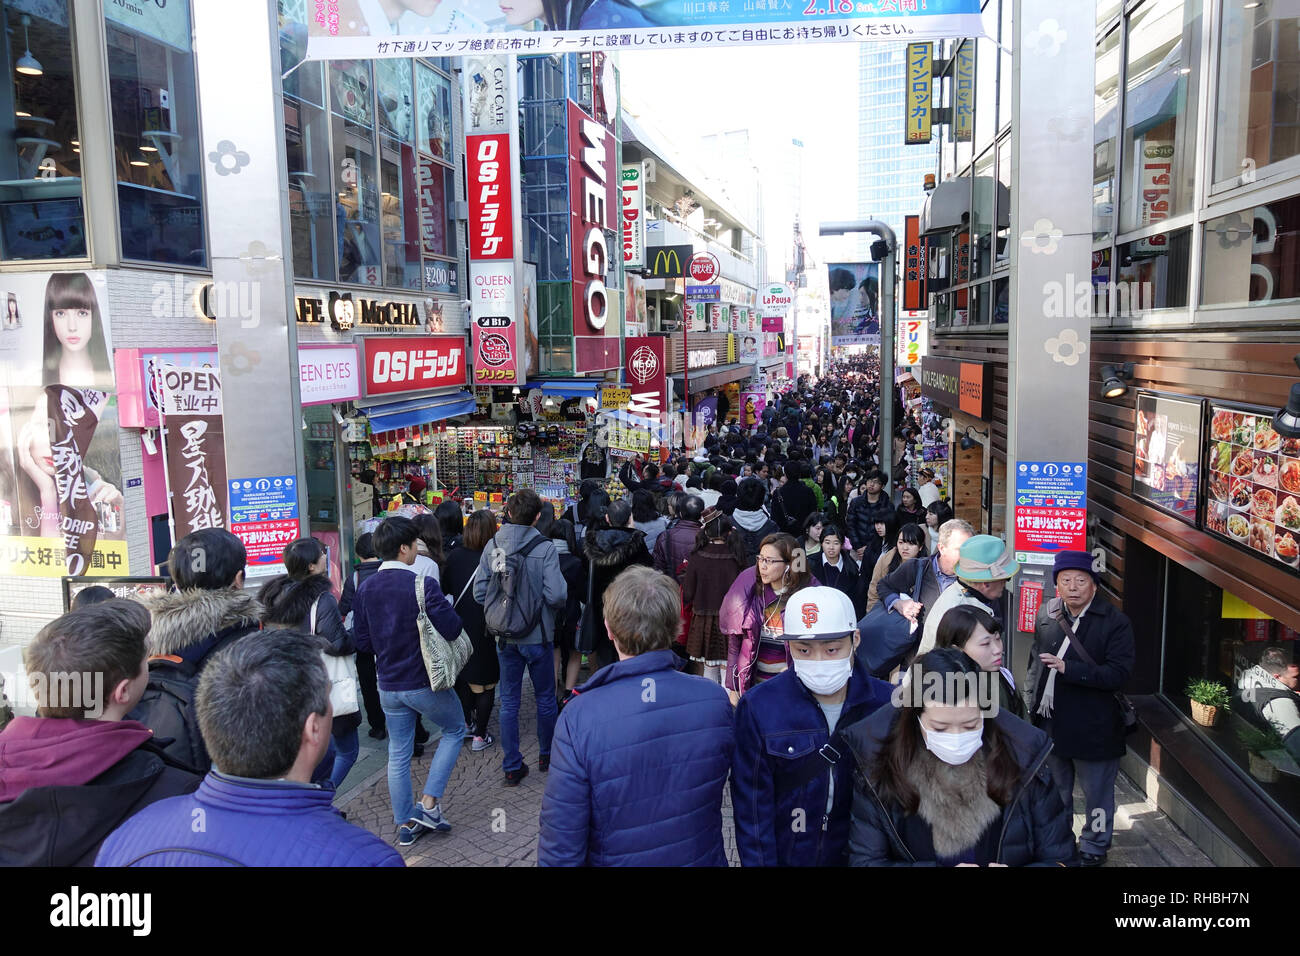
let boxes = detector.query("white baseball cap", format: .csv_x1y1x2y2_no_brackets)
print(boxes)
780,586,857,642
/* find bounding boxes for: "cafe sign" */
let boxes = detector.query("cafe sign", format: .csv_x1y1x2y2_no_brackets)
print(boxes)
919,355,992,420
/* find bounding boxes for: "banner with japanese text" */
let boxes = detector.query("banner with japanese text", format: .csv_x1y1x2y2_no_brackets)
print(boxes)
304,1,984,58
158,364,230,543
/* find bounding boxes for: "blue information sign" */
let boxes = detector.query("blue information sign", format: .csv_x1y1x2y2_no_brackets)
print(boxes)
229,475,300,524
685,284,720,303
1014,460,1087,509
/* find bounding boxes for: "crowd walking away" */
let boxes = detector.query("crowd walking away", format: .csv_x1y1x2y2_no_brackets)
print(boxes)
0,355,1137,869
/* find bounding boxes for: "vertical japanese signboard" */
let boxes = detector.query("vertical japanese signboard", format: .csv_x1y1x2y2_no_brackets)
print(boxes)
954,42,974,142
570,99,620,373
622,162,645,270
905,42,933,145
903,215,928,312
158,364,229,543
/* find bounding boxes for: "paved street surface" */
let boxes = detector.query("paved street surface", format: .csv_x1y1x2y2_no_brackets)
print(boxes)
336,677,1209,867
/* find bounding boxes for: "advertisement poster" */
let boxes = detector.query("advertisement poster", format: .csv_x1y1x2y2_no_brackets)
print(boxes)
828,262,880,345
693,395,719,430
625,272,647,337
304,0,984,58
1132,391,1200,523
1205,402,1300,573
739,333,760,363
740,390,767,429
723,382,740,423
158,363,229,544
0,271,127,577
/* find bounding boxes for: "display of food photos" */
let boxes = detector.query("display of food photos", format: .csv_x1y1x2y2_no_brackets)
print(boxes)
1205,403,1300,572
1132,391,1201,522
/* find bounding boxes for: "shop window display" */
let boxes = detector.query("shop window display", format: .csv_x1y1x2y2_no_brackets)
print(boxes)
1162,560,1300,821
1117,226,1191,311
0,1,86,261
105,3,206,266
331,61,383,287
1201,195,1300,309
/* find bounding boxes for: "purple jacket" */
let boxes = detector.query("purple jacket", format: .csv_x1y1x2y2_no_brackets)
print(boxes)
718,566,820,692
653,519,702,581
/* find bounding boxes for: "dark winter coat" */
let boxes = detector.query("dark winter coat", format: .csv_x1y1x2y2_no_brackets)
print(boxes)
441,545,498,687
842,707,1075,866
682,541,745,614
771,480,818,538
731,660,893,867
130,588,264,773
653,518,702,581
811,551,864,619
876,555,948,621
1026,597,1135,761
578,527,653,658
553,545,587,652
731,508,779,564
0,718,200,866
846,493,895,561
353,565,463,692
259,573,360,734
538,649,733,866
339,559,382,618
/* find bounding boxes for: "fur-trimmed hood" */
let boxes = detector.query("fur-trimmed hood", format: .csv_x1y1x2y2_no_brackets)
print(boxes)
258,574,333,629
587,527,649,568
147,588,264,657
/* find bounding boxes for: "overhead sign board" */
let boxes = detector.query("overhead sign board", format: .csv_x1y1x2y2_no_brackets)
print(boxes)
918,355,993,421
905,42,933,145
647,244,692,279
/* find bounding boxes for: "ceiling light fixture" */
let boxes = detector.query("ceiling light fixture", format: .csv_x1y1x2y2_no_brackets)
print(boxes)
959,426,988,451
140,144,158,153
130,158,150,167
15,15,42,76
1099,362,1135,399
14,109,29,118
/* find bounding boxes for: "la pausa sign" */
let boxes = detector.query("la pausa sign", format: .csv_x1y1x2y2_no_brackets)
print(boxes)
296,292,422,331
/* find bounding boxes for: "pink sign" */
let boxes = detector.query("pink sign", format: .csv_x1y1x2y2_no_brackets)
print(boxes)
232,518,301,567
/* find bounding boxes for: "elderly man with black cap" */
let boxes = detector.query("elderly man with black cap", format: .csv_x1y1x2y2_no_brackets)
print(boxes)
1026,550,1135,868
915,534,1019,659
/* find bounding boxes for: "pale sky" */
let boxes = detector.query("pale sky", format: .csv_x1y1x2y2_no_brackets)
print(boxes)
618,44,866,277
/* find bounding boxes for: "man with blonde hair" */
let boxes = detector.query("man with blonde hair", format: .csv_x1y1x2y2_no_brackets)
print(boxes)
539,566,733,866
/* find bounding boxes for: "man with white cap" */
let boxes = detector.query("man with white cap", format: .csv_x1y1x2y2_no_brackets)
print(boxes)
731,586,894,867
915,534,1020,659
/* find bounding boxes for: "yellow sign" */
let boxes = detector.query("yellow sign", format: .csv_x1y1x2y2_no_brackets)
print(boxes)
1221,591,1272,620
954,42,974,143
474,491,488,504
0,536,129,578
905,42,933,145
609,422,651,453
727,335,736,363
601,386,631,410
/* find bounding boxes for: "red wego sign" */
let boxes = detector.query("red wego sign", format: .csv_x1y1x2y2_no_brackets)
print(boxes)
361,335,467,397
625,336,666,422
688,252,720,284
467,133,513,260
569,100,618,353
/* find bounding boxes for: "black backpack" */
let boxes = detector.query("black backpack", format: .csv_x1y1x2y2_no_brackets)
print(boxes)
482,534,547,642
128,657,208,775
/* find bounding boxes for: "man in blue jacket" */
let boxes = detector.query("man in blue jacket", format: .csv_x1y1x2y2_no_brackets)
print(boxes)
353,516,466,847
731,585,893,866
538,565,733,866
96,630,402,867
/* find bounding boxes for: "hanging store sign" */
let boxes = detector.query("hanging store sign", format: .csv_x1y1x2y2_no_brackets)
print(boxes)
622,162,646,269
647,244,691,279
688,348,719,369
569,99,620,372
295,292,423,330
463,55,512,135
953,42,974,142
903,215,928,312
896,318,928,367
905,42,933,145
304,2,983,58
469,260,523,387
467,133,514,261
918,356,992,421
359,335,467,397
158,364,229,543
298,345,360,406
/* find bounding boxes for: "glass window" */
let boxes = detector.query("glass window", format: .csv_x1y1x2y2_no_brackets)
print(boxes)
1117,225,1192,311
0,1,85,261
934,293,952,329
105,4,206,265
278,1,323,106
538,281,572,373
1099,0,1122,28
1095,28,1121,245
375,59,414,145
975,36,996,152
416,64,452,160
998,0,1011,133
1202,195,1300,308
995,134,1011,269
284,98,335,281
970,281,991,326
1092,247,1113,318
1215,2,1300,185
1161,560,1300,823
379,135,419,290
330,62,382,286
1119,0,1204,235
972,149,995,278
993,276,1009,324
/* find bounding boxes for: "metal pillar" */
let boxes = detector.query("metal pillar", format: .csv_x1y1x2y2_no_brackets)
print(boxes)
192,0,308,575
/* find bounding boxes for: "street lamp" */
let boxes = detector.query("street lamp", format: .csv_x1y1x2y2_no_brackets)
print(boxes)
818,219,897,493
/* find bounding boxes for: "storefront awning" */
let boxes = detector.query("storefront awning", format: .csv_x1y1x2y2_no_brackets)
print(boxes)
524,379,607,398
356,390,476,431
671,362,755,394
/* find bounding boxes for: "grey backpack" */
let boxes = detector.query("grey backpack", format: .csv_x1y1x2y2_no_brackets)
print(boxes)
482,534,547,642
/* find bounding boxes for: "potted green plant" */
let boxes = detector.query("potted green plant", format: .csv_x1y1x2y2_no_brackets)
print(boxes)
1185,678,1230,727
1236,725,1284,783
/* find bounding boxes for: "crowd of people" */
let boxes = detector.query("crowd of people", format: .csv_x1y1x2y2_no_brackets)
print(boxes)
0,356,1138,868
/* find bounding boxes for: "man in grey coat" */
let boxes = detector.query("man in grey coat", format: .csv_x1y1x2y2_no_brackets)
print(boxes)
475,489,568,785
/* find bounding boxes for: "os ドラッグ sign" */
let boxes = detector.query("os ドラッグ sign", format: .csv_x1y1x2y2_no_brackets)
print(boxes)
359,335,468,397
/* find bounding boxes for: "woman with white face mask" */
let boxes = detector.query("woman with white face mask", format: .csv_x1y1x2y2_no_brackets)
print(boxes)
842,648,1074,867
730,586,895,867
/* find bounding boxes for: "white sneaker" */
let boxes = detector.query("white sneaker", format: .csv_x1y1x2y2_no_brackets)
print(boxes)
471,734,495,752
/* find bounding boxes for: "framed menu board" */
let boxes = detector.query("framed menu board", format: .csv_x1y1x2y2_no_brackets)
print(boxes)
1132,391,1202,523
61,576,172,612
1204,402,1300,573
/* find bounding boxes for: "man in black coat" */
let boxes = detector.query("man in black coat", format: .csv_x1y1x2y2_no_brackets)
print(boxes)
770,460,818,537
1025,550,1135,868
808,526,862,618
845,469,894,567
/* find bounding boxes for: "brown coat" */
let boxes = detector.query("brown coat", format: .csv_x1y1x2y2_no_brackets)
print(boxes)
682,542,745,614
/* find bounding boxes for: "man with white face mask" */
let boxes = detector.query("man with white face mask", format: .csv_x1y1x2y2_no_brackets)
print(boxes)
731,586,894,866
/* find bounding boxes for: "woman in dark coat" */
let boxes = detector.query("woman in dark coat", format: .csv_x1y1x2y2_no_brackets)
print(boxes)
935,605,1026,720
579,499,653,671
435,499,464,553
681,509,747,684
443,509,501,750
548,518,588,708
843,649,1074,867
258,536,359,788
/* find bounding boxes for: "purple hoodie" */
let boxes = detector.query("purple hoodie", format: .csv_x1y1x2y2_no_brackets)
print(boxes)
0,718,155,803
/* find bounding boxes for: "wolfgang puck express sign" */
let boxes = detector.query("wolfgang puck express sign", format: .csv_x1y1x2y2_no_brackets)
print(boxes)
919,356,992,421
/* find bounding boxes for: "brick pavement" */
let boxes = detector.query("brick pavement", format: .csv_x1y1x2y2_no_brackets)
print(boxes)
336,674,1208,867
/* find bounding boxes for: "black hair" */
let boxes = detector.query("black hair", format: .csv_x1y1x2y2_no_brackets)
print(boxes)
926,500,954,527
413,514,445,567
695,511,748,567
354,532,376,561
435,499,464,539
631,488,659,523
70,585,115,609
935,604,1002,652
281,537,327,580
170,528,247,590
893,523,930,569
534,501,557,538
373,516,419,561
506,488,544,526
737,476,766,512
549,517,578,553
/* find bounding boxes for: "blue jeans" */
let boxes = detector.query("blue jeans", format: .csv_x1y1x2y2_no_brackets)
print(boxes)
497,641,557,773
380,686,466,826
329,727,359,789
